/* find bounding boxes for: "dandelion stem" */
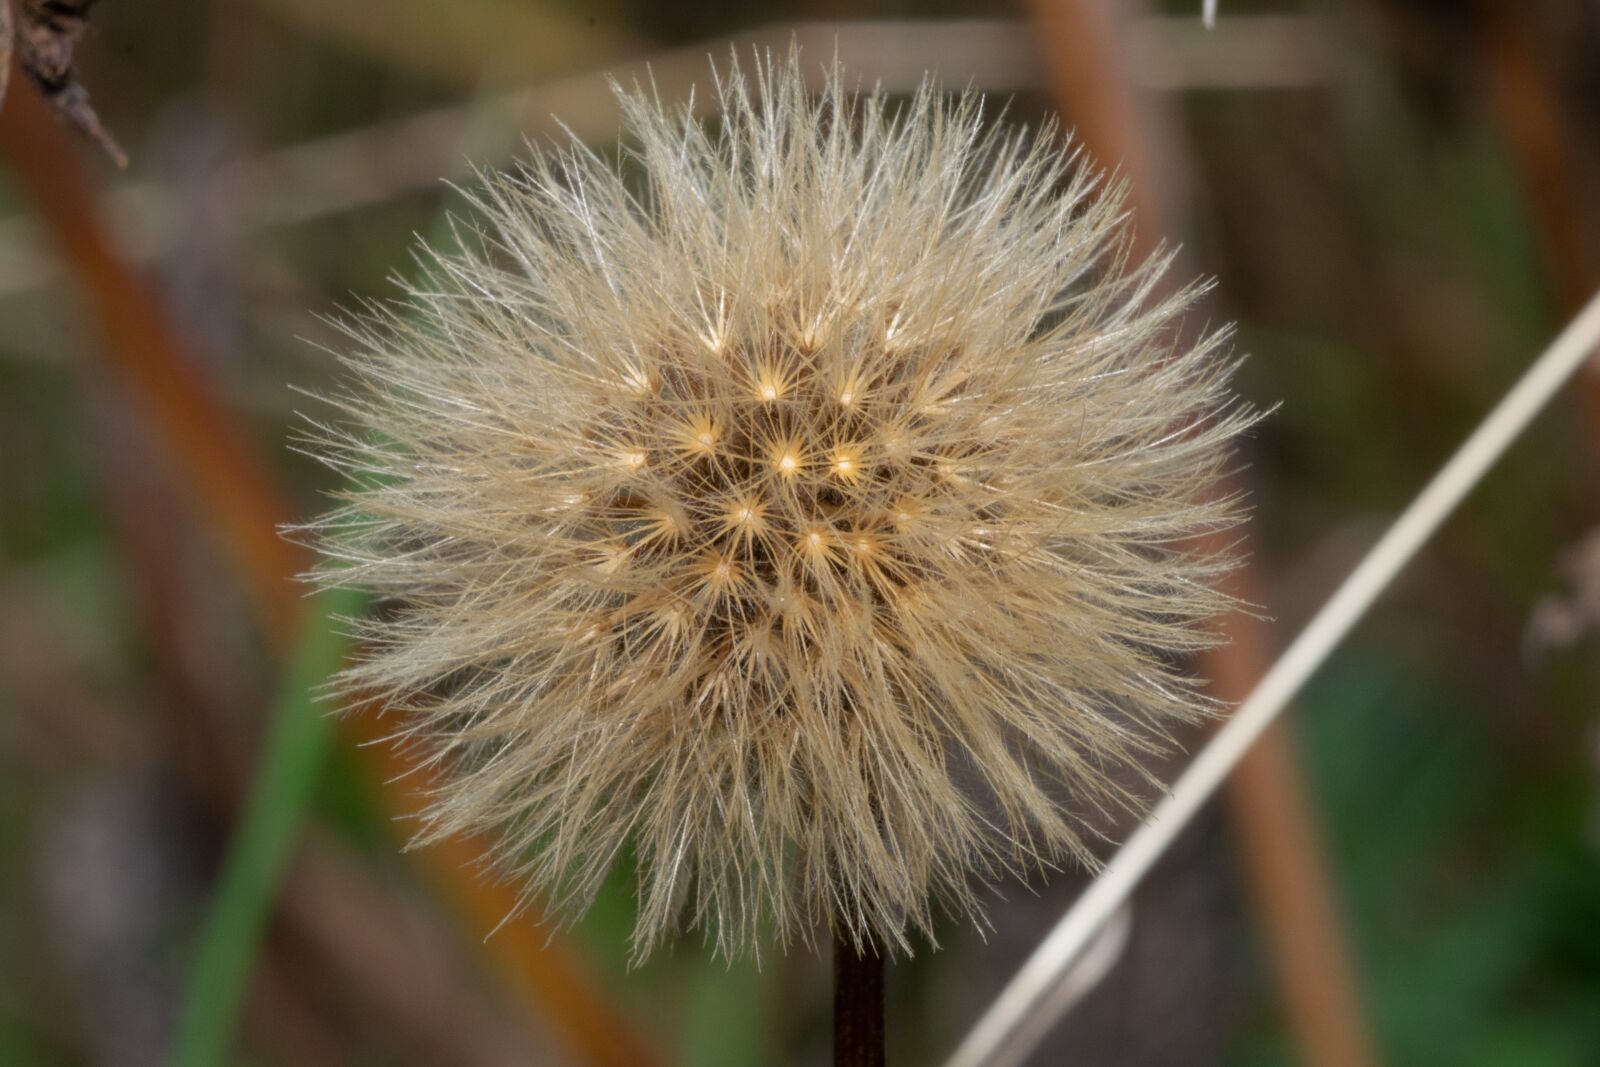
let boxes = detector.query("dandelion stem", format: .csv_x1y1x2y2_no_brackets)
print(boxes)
834,931,886,1067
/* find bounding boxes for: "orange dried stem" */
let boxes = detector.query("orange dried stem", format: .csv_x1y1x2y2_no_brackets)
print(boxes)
0,72,660,1067
1021,5,1379,1064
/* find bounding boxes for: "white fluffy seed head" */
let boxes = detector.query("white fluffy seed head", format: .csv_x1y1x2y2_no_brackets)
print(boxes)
306,49,1254,960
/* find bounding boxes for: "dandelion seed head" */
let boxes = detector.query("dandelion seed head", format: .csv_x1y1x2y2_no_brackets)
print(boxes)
307,49,1253,960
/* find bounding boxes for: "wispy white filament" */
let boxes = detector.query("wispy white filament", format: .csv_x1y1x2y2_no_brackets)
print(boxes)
944,287,1600,1067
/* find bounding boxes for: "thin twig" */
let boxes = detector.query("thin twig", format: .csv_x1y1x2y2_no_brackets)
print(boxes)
944,288,1600,1067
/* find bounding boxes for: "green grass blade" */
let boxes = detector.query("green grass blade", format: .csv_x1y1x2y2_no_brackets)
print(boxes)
170,587,362,1067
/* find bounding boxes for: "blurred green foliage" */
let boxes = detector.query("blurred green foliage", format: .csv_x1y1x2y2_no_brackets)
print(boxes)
2,1,1598,1065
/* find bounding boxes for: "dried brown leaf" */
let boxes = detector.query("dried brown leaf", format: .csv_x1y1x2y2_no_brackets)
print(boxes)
0,1,13,108
13,0,125,166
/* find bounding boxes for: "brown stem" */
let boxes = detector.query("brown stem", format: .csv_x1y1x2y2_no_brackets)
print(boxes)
1022,5,1379,1066
833,930,885,1067
0,70,663,1067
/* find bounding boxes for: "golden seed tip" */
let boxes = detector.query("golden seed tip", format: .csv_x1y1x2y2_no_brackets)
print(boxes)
307,49,1254,961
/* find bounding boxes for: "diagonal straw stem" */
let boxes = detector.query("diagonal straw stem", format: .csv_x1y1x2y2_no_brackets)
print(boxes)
944,288,1600,1067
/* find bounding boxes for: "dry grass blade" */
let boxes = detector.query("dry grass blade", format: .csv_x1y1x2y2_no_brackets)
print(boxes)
0,76,661,1067
248,0,641,88
946,288,1600,1067
0,17,1352,304
1022,3,1377,1064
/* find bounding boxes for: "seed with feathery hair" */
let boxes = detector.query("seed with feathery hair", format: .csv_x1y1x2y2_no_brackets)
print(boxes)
305,49,1254,960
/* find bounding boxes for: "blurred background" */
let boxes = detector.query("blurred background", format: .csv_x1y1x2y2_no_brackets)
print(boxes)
2,1,1599,1064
